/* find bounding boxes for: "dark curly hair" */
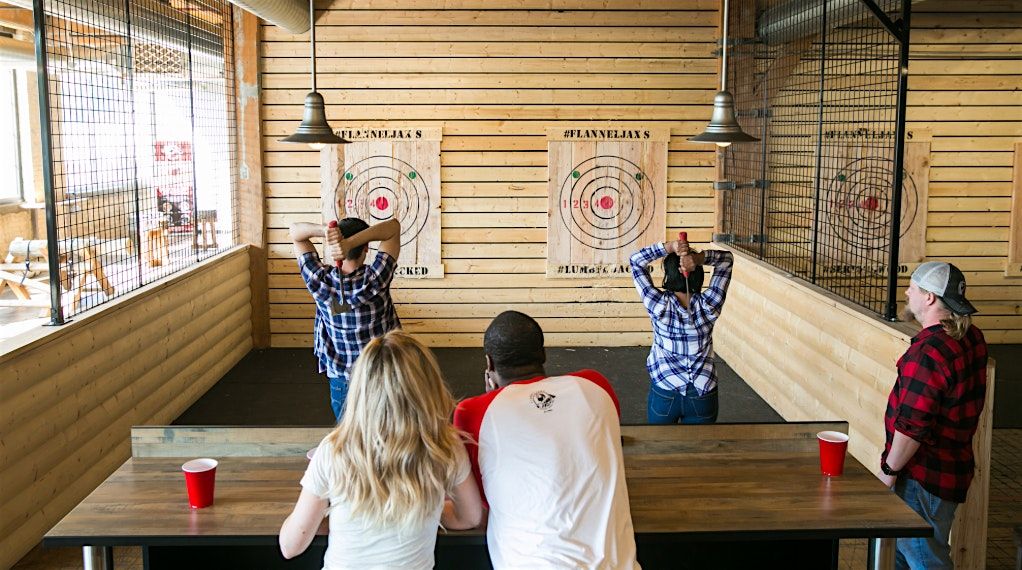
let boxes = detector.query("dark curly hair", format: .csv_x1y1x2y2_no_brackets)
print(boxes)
483,311,546,376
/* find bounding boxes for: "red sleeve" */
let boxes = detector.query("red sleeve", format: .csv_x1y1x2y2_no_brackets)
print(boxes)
453,390,502,510
570,369,621,418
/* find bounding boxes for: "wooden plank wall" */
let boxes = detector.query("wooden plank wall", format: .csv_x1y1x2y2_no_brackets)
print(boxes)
907,1,1022,341
260,0,1022,347
0,248,253,569
261,0,720,347
713,247,996,570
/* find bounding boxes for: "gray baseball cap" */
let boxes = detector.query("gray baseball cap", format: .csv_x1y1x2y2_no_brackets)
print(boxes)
910,261,977,316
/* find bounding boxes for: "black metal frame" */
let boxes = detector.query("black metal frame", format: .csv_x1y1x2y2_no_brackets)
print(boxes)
32,0,238,325
717,0,912,320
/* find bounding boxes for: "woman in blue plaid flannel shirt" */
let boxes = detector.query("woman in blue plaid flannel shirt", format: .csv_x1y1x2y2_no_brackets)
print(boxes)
629,238,733,424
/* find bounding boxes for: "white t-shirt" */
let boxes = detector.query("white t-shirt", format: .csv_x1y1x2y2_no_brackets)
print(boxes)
454,370,640,570
300,437,471,570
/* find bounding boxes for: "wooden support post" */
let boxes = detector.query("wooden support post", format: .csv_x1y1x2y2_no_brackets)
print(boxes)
234,7,269,347
1008,142,1022,277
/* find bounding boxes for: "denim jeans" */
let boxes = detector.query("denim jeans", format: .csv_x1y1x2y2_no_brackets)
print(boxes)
327,375,349,421
647,382,718,424
894,477,958,570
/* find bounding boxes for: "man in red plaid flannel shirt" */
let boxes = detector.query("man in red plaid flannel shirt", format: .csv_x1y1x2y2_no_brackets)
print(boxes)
878,261,987,570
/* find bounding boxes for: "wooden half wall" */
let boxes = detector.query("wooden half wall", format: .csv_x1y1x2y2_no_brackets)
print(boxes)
261,0,720,347
0,247,253,569
714,248,996,570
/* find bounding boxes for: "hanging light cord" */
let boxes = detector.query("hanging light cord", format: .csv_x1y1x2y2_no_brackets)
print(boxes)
308,0,317,93
721,0,729,92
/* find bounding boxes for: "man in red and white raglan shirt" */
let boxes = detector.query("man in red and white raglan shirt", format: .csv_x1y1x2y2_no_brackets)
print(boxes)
453,311,640,570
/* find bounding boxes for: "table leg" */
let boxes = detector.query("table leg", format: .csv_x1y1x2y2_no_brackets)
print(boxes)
870,537,896,569
83,545,113,570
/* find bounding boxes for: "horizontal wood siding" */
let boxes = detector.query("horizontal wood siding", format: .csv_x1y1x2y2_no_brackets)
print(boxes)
0,248,253,569
261,0,719,347
906,1,1022,342
261,0,1022,346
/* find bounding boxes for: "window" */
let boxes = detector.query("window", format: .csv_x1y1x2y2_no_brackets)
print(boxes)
0,69,24,204
39,0,238,320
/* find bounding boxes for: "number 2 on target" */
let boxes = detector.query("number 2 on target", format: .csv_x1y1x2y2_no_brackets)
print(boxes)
562,199,590,209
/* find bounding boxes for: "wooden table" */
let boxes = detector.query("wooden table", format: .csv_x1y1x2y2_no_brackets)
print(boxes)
44,422,930,569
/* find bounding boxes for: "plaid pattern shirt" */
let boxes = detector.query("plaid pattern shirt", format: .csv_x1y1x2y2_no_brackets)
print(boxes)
883,324,988,503
630,244,733,395
298,250,401,380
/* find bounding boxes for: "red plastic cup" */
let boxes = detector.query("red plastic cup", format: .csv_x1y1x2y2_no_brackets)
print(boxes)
817,431,849,476
182,458,218,508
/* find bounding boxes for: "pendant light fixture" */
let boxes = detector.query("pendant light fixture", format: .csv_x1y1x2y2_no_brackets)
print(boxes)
690,0,759,147
281,0,348,148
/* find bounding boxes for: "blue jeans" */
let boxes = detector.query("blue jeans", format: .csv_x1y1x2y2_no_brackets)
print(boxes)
647,382,718,424
327,376,349,421
894,477,958,570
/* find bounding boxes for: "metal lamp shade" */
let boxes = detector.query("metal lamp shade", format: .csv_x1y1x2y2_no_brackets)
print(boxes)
689,91,760,144
280,91,349,145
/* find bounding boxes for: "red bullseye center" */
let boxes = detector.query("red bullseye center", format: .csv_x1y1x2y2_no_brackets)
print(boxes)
373,196,390,210
860,196,879,210
598,196,615,209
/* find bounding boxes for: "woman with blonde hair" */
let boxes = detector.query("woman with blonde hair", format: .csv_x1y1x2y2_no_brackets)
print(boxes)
279,331,483,568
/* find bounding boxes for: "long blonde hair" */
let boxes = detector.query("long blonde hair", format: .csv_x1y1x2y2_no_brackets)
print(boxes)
940,312,971,341
324,331,463,530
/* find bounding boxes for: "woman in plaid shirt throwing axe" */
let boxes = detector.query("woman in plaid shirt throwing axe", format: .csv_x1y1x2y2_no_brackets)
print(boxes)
629,235,733,424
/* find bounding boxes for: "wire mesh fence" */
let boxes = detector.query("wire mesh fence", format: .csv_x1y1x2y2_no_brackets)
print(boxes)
35,0,237,322
718,0,909,318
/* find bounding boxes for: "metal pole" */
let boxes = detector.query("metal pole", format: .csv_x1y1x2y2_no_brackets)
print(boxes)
125,0,143,289
82,545,112,570
32,0,64,325
885,0,911,320
186,6,199,260
720,0,729,92
309,0,316,93
810,0,828,284
758,53,769,258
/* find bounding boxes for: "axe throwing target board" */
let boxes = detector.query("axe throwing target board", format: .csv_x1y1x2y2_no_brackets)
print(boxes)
321,127,443,278
546,127,668,278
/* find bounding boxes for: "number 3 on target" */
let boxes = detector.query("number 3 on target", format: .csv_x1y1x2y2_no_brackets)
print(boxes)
562,199,590,209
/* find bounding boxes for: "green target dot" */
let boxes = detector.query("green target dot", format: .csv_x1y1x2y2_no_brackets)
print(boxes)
837,173,846,182
572,170,580,179
634,172,643,181
407,171,417,180
344,172,353,181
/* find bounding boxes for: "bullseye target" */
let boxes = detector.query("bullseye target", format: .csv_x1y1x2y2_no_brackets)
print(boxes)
546,127,668,278
321,128,443,278
333,156,430,248
824,156,919,251
558,156,656,250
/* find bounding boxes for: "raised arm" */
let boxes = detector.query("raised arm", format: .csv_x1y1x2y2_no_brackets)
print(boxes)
290,222,325,259
630,242,670,304
699,250,734,315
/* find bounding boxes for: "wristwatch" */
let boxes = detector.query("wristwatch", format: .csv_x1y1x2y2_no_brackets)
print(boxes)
881,460,901,476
